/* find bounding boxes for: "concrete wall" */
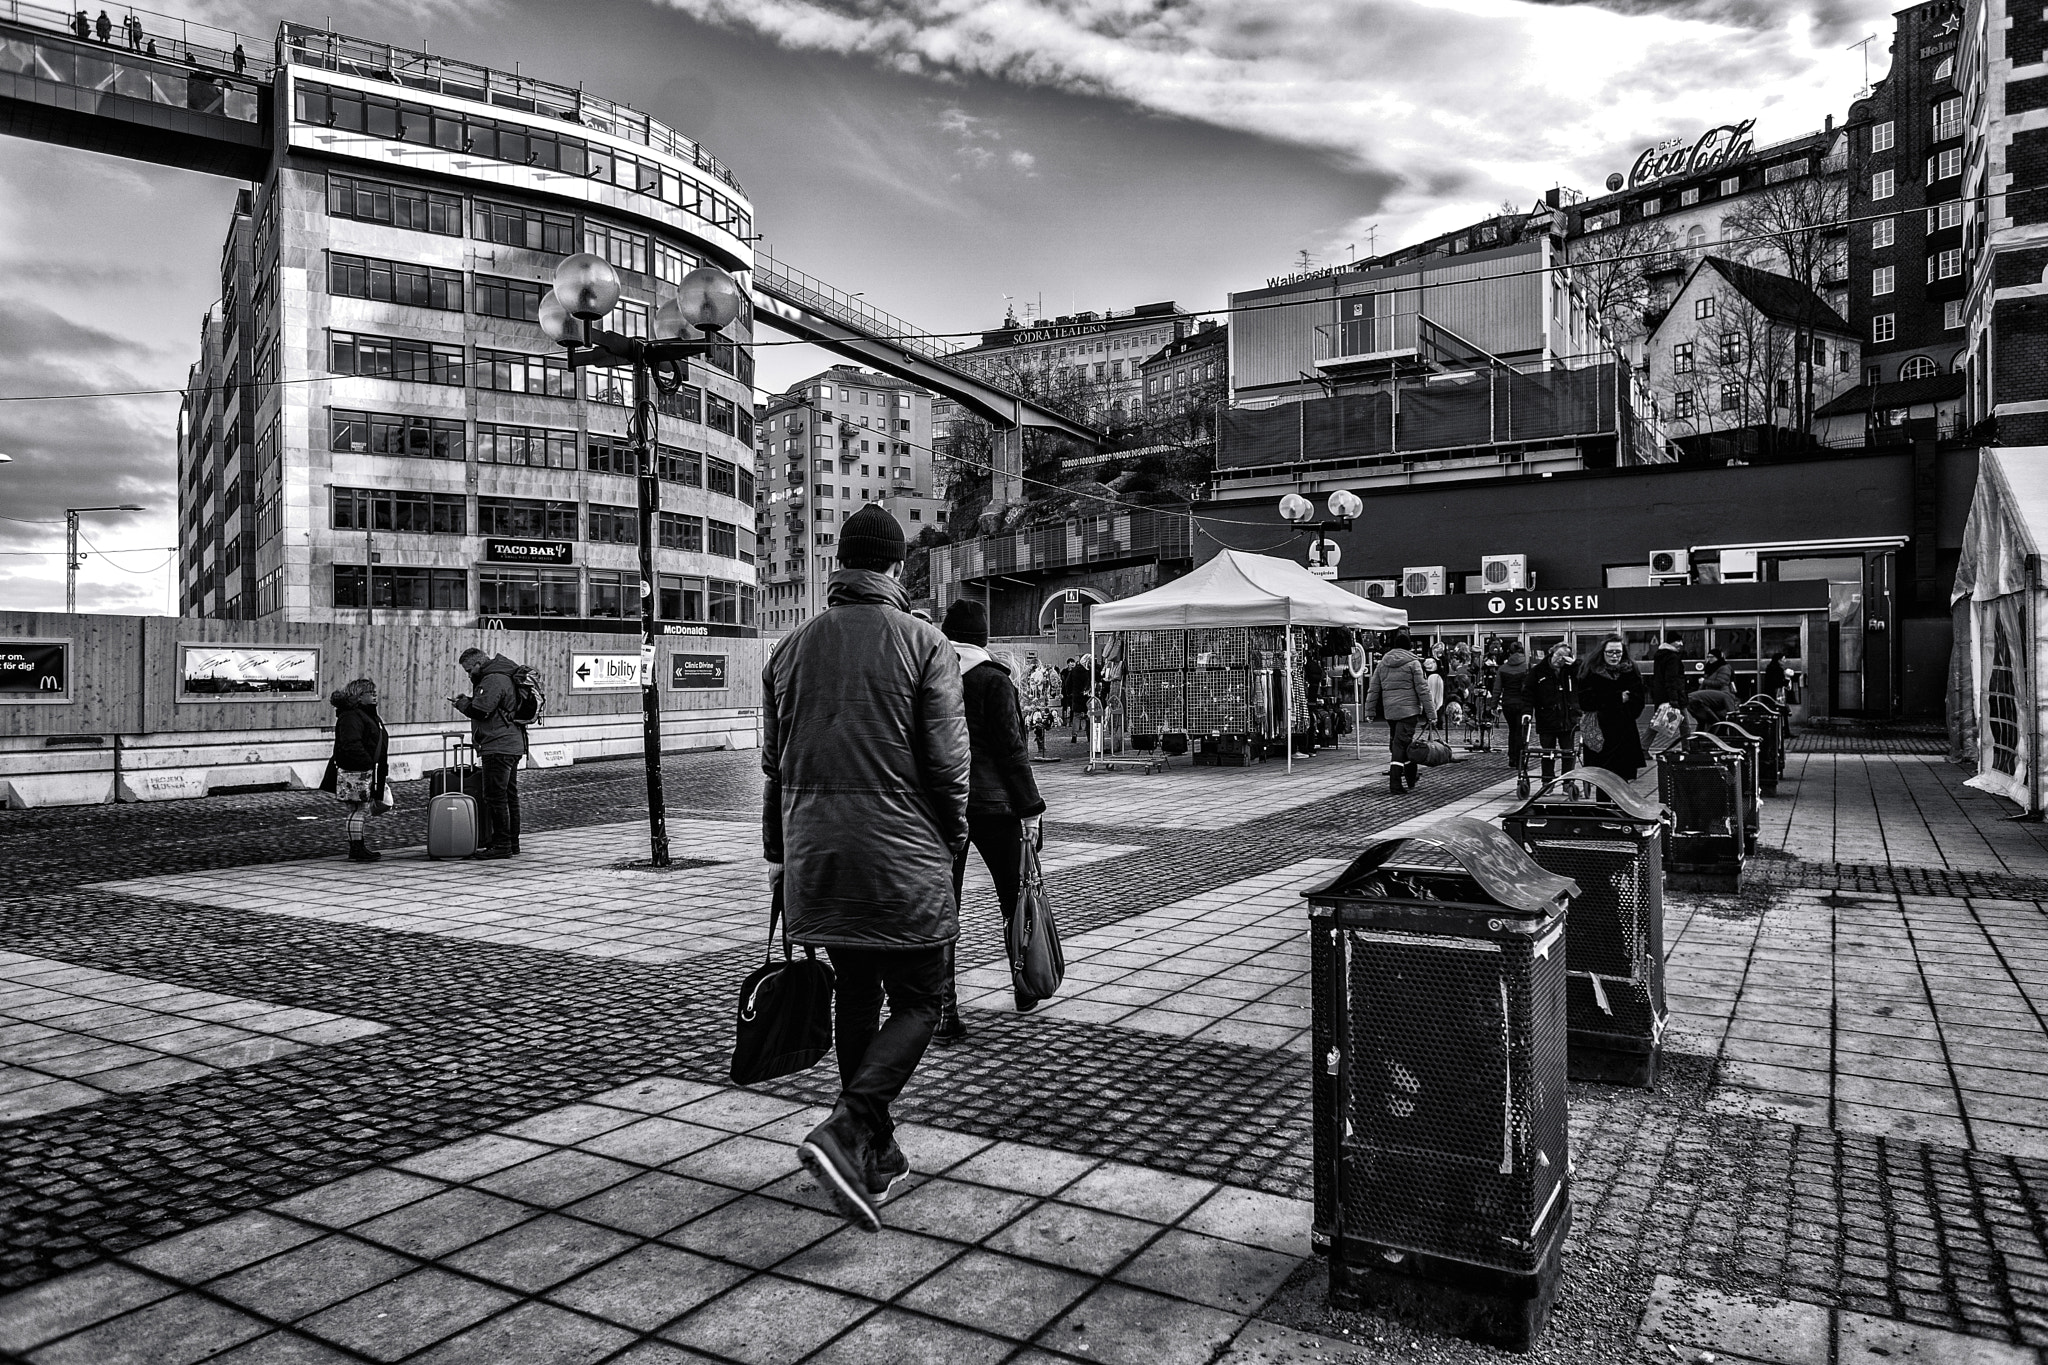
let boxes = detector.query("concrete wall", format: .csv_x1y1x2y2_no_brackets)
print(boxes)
0,613,765,807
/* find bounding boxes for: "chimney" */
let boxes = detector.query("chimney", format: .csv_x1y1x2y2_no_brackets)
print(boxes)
1825,113,1834,133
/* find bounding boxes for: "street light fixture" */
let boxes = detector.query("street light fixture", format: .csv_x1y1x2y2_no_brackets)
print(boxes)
537,254,746,870
1278,489,1360,574
65,504,145,613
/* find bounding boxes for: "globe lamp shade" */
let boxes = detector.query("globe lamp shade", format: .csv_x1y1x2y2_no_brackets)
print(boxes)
1327,489,1363,521
553,252,622,320
1277,493,1314,523
674,265,746,334
653,294,688,341
538,290,580,345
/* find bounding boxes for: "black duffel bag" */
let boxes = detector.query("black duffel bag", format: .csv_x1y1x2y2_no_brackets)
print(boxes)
730,880,835,1086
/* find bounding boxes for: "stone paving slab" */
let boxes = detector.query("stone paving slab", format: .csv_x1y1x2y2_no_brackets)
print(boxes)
0,952,386,1123
1637,1273,2045,1363
0,1078,1316,1365
1758,754,2048,879
1022,743,1401,831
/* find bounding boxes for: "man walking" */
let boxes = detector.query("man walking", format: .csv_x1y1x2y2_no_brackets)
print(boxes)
1365,629,1435,794
763,504,970,1232
449,646,527,859
1497,643,1532,769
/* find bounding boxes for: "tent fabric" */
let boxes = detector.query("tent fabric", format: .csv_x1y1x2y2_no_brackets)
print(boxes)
1089,550,1409,632
1951,448,2048,810
1954,448,2048,604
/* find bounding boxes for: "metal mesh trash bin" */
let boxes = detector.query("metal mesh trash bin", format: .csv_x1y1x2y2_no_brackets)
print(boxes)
1708,721,1764,850
1737,697,1786,788
1307,817,1578,1351
1658,732,1746,891
1500,767,1667,1088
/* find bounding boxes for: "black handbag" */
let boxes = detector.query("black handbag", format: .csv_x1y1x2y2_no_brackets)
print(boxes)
729,881,835,1086
1008,835,1065,1003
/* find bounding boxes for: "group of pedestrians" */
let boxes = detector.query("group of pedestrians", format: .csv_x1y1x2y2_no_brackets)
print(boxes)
67,9,244,69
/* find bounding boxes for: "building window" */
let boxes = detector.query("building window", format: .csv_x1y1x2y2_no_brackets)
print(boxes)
1929,148,1963,181
328,331,464,385
1872,120,1895,153
1872,169,1895,200
328,253,462,310
1584,210,1619,233
1929,201,1964,231
1694,297,1715,320
474,275,548,322
1873,313,1897,343
658,574,705,622
1679,188,1699,206
1764,159,1809,185
1872,218,1894,250
1945,299,1966,330
1673,342,1695,374
583,222,650,276
1899,356,1939,380
658,512,704,551
474,348,574,397
1872,266,1895,296
1934,56,1954,82
1719,383,1741,412
657,445,703,487
325,173,460,235
334,564,467,611
1720,332,1742,364
654,241,700,286
587,503,638,544
477,496,578,540
1929,247,1963,280
477,568,578,618
588,569,634,620
329,409,465,460
330,487,467,534
1719,175,1740,196
472,200,576,254
1642,197,1662,216
588,436,636,477
1673,391,1696,419
476,422,577,469
1933,97,1963,141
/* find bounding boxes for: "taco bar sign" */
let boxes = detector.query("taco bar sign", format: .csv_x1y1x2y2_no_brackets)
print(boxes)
1628,119,1757,190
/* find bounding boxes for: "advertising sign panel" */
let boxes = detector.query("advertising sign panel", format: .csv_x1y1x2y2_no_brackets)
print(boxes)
0,640,68,703
176,645,320,701
570,654,641,690
669,654,728,690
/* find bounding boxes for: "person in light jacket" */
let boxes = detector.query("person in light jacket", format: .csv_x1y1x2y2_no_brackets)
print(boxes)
321,678,389,862
1365,630,1436,794
763,503,970,1233
933,599,1048,1042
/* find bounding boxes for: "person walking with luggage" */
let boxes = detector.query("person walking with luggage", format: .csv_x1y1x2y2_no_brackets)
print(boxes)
763,504,970,1232
1497,644,1531,769
933,600,1047,1043
1528,642,1580,773
1365,630,1435,794
1576,634,1648,780
322,678,389,862
450,647,527,859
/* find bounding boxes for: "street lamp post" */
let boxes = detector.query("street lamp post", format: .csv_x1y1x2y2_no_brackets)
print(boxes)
66,504,145,613
539,254,746,869
1277,489,1364,775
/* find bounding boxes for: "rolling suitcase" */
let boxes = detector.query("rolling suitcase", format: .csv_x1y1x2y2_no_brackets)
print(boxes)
428,735,479,860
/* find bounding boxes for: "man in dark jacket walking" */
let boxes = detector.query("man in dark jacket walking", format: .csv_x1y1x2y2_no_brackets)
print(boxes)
1365,630,1436,794
764,505,971,1232
450,648,527,859
1497,645,1531,769
934,599,1047,1042
1651,637,1687,709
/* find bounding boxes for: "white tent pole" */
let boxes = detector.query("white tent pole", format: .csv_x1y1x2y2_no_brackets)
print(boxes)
1089,629,1099,768
1285,616,1294,775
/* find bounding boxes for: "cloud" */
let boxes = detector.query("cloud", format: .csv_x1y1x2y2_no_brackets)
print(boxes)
657,0,1887,244
1009,150,1037,171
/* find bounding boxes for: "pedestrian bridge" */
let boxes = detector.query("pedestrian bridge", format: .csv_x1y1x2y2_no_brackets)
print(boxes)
0,0,1097,441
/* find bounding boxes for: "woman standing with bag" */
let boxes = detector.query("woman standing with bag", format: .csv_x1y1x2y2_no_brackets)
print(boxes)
321,678,390,862
1575,635,1648,780
1528,643,1581,773
935,600,1047,1042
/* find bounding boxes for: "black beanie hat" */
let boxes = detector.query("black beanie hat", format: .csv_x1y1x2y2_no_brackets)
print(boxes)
837,503,907,570
941,598,989,646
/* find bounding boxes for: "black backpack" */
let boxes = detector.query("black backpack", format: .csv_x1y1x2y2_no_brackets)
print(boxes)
508,664,545,727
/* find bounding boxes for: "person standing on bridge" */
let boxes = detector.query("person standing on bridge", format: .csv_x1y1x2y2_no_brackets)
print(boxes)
70,11,89,39
233,41,245,73
93,11,111,43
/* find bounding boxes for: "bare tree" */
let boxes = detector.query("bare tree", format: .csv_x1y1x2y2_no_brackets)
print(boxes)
1719,173,1848,434
1566,218,1675,359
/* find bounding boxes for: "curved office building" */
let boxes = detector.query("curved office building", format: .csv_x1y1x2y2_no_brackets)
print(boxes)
177,25,759,636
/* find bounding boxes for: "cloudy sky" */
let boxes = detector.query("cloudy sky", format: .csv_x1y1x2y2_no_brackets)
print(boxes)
0,0,1896,612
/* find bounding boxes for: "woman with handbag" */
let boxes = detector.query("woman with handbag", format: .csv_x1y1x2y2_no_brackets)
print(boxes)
1575,635,1648,780
320,677,390,862
935,600,1047,1042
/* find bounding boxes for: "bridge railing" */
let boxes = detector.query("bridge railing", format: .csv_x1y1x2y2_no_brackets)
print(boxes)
753,244,968,368
0,0,270,79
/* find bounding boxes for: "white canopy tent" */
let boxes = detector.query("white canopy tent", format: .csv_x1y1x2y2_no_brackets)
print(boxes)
1952,448,2048,814
1086,550,1409,772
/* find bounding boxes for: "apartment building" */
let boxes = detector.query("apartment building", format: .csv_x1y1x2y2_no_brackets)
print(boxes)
175,25,760,636
755,367,939,633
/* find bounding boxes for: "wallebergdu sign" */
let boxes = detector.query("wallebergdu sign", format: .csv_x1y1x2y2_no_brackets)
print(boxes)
1628,119,1757,190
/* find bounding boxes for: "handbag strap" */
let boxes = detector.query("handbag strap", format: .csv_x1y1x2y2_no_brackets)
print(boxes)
767,881,793,963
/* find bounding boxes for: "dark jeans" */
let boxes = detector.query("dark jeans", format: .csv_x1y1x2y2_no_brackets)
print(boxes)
943,812,1025,1010
1535,726,1577,774
1504,705,1532,765
825,943,948,1144
481,754,521,848
1386,716,1421,765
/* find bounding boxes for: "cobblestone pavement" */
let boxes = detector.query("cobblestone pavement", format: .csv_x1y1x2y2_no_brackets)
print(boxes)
7,743,2048,1362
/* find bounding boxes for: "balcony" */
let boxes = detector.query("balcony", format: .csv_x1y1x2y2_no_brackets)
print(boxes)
1313,312,1421,373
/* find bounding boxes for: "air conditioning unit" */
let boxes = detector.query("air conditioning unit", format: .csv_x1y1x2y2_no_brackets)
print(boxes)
1649,548,1691,585
1356,578,1400,600
1479,554,1529,591
1403,566,1446,597
1720,548,1759,582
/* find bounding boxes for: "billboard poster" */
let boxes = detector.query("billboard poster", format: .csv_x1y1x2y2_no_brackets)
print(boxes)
177,644,321,701
0,640,69,703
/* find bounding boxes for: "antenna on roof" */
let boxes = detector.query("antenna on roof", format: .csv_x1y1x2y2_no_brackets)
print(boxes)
1848,33,1875,98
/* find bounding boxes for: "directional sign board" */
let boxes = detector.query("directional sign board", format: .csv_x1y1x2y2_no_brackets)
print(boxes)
1308,564,1340,580
669,654,728,690
570,653,641,690
0,640,68,703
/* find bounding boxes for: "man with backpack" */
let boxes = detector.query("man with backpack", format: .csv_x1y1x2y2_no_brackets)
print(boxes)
450,647,537,859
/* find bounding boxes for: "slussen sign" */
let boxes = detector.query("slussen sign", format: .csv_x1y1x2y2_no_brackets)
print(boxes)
1628,119,1756,190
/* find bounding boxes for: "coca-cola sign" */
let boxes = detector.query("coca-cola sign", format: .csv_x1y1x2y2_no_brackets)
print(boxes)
1628,119,1757,189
